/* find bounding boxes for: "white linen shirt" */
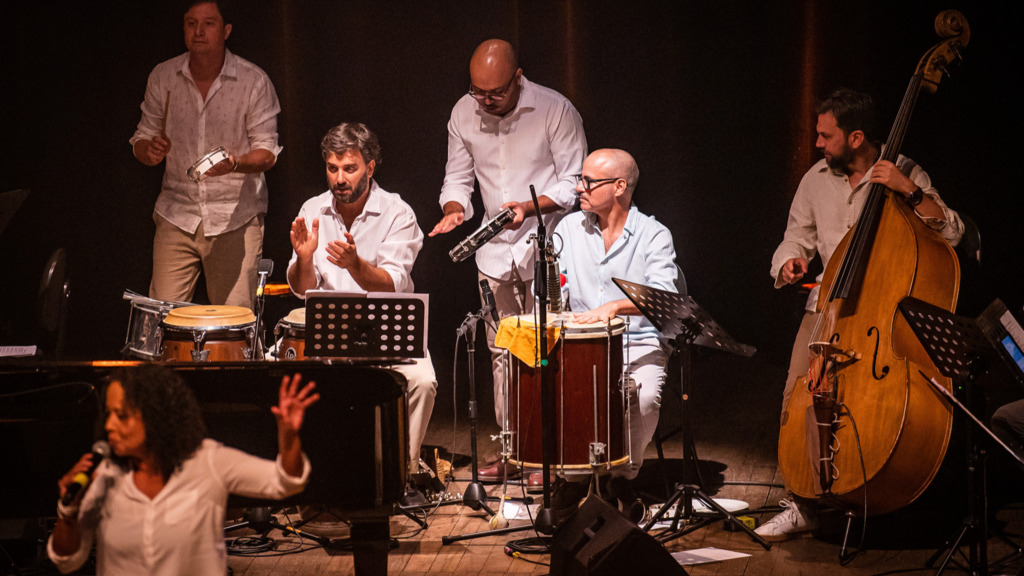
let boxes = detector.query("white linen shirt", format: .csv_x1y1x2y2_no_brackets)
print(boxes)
287,182,424,295
770,155,964,311
47,439,310,575
129,49,283,236
555,206,679,347
440,76,587,280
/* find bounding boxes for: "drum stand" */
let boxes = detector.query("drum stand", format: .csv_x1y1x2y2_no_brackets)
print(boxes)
610,278,769,549
897,298,1024,576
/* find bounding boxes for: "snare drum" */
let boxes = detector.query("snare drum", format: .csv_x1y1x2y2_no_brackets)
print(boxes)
274,307,306,360
121,291,191,360
160,305,256,362
507,314,628,472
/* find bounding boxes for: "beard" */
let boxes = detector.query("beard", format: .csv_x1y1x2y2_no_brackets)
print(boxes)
824,144,855,171
332,172,370,205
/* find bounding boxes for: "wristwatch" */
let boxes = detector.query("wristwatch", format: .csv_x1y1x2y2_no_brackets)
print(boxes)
905,187,924,207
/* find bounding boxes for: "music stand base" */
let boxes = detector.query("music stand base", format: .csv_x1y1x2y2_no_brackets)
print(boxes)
645,484,771,550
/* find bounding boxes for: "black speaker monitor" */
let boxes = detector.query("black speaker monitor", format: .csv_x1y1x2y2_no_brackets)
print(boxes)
551,496,688,575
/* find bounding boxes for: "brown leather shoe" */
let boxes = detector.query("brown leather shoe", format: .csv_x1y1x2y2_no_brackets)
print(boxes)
478,461,520,482
526,472,554,494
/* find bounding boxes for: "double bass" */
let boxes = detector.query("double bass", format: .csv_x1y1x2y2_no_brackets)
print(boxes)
777,10,970,517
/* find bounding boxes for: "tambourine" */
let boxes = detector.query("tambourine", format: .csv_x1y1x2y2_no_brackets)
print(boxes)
186,146,230,183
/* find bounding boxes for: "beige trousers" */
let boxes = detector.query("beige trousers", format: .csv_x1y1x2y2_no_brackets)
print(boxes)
150,213,263,308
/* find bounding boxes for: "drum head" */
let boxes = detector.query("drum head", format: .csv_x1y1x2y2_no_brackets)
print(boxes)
282,307,306,326
510,313,625,338
163,305,256,329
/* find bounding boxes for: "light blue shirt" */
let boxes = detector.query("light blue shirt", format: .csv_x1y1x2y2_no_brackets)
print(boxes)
554,205,678,347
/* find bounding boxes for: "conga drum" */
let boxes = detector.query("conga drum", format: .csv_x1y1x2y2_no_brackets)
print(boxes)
274,307,306,360
160,305,256,362
507,314,628,473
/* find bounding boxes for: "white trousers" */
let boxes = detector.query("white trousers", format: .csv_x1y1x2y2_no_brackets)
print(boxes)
390,355,437,473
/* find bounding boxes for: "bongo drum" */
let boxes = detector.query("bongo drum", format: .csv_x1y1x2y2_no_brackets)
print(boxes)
274,307,306,360
160,305,256,362
507,314,628,472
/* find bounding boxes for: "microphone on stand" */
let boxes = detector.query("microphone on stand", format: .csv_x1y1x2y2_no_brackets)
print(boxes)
62,440,111,506
449,207,516,263
255,259,274,297
479,279,499,324
545,247,561,314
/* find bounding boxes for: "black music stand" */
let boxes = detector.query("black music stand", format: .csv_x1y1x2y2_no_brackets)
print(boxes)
303,291,428,361
611,278,769,549
303,290,430,527
899,297,1024,576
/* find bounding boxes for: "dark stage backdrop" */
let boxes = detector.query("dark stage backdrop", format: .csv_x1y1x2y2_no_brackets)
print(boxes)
3,2,1021,427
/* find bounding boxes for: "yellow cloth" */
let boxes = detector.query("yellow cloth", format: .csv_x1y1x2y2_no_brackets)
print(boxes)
494,316,561,367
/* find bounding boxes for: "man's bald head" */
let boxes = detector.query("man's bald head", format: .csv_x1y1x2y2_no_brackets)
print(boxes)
468,39,522,117
590,149,640,194
469,39,518,84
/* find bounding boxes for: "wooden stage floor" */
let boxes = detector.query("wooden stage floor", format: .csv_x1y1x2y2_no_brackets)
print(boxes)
224,354,1024,576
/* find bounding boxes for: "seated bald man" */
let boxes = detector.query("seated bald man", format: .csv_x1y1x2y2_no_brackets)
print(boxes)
552,148,680,517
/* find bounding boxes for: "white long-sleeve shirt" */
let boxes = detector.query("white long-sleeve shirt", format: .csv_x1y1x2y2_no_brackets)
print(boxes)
129,49,283,237
286,182,423,296
47,439,310,575
770,155,964,311
440,76,587,280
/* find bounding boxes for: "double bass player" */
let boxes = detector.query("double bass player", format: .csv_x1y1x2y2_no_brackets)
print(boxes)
759,88,964,541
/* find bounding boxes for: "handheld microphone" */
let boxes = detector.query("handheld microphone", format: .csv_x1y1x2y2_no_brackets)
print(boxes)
255,259,274,297
479,279,499,323
449,208,516,263
62,440,111,506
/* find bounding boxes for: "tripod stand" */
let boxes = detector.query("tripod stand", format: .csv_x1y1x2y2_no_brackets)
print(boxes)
899,297,1024,576
225,506,332,550
611,278,770,549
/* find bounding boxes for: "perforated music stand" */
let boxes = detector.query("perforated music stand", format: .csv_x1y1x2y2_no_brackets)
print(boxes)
898,296,1024,576
612,278,767,549
303,290,428,361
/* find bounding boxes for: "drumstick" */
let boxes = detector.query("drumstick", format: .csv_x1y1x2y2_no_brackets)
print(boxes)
161,90,170,138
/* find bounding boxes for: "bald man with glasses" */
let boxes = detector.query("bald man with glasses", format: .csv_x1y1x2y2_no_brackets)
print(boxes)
430,39,587,482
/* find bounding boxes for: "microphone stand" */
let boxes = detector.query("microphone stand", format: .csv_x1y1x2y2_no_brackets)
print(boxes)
250,272,269,361
528,185,556,535
456,309,497,518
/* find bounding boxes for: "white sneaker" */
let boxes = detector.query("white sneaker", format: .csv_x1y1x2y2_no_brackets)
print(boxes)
754,499,818,542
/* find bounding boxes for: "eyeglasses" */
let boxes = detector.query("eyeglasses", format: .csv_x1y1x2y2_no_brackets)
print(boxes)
574,175,623,191
468,73,518,102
